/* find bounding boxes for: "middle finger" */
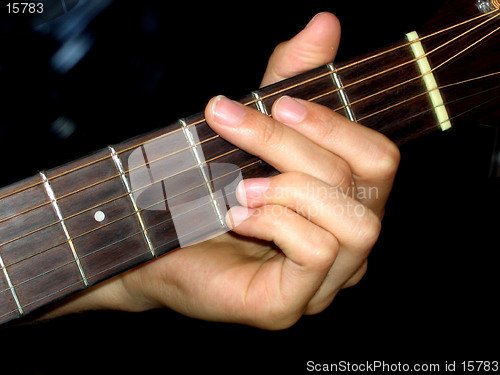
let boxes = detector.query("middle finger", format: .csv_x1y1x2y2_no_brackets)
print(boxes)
205,95,354,191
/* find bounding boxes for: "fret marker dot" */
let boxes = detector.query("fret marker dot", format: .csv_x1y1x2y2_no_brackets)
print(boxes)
94,211,106,222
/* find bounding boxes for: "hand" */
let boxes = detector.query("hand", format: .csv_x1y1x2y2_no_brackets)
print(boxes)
42,13,399,330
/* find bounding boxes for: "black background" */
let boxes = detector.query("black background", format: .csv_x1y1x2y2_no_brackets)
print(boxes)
0,1,498,373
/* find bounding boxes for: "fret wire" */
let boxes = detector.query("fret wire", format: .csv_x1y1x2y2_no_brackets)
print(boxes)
16,77,494,298
0,134,221,240
0,9,496,204
309,16,500,118
5,6,494,231
1,58,499,258
0,10,496,208
2,72,500,302
0,152,258,271
0,135,228,250
46,148,239,243
322,70,500,125
18,67,492,274
0,10,497,324
10,207,229,311
0,11,499,268
8,189,237,294
109,146,156,258
0,252,23,315
1,161,261,290
9,71,496,305
39,171,89,287
327,63,357,122
1,57,499,255
180,118,225,228
312,12,500,109
243,10,500,106
0,134,221,227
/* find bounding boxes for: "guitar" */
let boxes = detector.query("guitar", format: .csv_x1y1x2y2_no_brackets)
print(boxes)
0,0,499,326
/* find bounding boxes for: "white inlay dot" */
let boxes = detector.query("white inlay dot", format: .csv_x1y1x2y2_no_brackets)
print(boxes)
94,211,106,222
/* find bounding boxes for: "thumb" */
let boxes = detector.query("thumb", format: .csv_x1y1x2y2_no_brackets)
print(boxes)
260,12,341,87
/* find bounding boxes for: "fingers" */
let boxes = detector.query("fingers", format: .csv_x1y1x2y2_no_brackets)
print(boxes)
227,205,338,279
235,173,381,253
205,94,400,214
261,12,341,86
227,173,380,315
206,95,354,190
226,203,340,323
272,96,400,214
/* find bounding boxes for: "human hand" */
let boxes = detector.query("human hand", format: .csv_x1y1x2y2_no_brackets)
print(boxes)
44,12,399,330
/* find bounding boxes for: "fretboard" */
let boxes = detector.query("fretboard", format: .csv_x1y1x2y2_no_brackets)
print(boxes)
1,4,499,324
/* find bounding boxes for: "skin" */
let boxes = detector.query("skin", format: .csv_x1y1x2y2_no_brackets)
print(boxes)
38,12,400,330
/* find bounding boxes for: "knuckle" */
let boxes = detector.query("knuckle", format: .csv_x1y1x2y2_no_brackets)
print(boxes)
309,230,339,268
325,159,353,189
272,41,288,58
259,119,284,149
373,141,401,180
354,210,382,252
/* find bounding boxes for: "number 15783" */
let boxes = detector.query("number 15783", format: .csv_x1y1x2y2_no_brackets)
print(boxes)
6,3,44,14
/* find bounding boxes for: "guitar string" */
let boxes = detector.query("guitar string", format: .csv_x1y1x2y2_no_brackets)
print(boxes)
357,71,500,123
1,9,498,233
0,8,497,203
251,10,500,105
0,17,499,259
2,60,499,257
0,79,483,299
0,160,260,297
0,79,496,315
0,210,230,318
113,9,500,152
0,14,498,302
1,11,500,322
318,23,500,115
308,17,500,105
1,84,500,318
1,76,498,310
1,69,499,291
2,10,498,230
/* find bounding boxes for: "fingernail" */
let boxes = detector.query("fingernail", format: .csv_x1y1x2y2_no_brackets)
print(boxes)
305,12,322,28
237,178,271,203
212,95,246,127
274,96,308,126
226,206,254,229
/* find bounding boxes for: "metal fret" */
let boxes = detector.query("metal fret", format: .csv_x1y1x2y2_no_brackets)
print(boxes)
327,63,357,122
179,119,225,228
109,146,156,257
251,91,270,115
39,171,88,286
0,253,23,316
